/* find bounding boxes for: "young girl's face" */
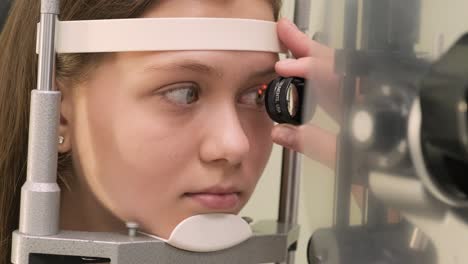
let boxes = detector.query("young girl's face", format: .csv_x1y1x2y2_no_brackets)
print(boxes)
60,0,277,238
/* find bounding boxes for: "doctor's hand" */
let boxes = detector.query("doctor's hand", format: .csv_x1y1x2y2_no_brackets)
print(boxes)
271,18,341,169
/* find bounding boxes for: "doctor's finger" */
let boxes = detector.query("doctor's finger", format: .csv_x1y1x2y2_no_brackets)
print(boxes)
275,56,337,82
271,123,337,169
277,18,334,59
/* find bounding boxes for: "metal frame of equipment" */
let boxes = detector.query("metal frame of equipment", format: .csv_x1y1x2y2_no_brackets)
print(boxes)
10,0,313,263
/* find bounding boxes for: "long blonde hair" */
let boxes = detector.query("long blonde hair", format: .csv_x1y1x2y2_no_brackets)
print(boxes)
0,0,281,262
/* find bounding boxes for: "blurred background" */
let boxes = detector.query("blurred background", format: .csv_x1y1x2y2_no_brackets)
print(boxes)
240,1,468,263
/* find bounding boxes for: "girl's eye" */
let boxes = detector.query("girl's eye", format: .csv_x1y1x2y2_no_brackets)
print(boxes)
160,83,199,105
238,85,266,107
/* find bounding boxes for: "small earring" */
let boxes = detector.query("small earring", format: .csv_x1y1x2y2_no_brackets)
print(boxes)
58,136,64,144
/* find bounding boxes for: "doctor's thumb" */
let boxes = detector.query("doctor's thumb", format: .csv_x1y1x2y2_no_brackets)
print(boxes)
271,124,299,150
271,123,337,169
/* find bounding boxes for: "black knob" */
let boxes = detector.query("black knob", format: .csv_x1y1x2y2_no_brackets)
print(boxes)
350,85,412,169
351,105,404,152
418,33,468,202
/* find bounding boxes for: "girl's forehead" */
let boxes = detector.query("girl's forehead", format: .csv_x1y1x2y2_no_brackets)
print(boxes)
116,51,278,77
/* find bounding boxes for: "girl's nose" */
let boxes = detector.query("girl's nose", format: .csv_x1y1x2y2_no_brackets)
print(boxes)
199,106,250,166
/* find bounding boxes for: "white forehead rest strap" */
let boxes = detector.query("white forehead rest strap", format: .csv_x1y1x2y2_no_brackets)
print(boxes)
37,18,286,54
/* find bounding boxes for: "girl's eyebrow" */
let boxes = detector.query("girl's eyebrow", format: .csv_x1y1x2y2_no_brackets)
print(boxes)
142,59,223,78
141,59,277,79
249,66,277,79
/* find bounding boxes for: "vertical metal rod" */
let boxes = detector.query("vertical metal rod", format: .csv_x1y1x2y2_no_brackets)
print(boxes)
278,149,302,225
332,80,355,228
37,0,61,92
18,0,61,237
277,1,310,264
293,0,311,33
277,149,302,264
36,14,56,92
277,150,301,264
362,187,369,225
332,0,359,228
366,190,387,227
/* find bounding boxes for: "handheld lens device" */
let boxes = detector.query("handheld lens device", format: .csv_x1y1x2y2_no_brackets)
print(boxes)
262,77,306,125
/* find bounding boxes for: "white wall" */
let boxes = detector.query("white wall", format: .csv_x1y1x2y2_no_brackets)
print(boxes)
417,0,468,59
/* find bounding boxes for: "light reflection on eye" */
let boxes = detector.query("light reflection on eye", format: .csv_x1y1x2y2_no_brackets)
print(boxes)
161,84,199,105
238,85,266,107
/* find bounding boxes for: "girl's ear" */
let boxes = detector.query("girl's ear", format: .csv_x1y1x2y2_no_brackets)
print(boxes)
57,81,73,153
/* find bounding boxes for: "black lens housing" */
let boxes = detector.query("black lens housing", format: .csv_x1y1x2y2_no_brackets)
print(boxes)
265,77,305,125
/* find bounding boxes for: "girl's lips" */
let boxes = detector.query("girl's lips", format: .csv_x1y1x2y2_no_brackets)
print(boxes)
184,192,240,210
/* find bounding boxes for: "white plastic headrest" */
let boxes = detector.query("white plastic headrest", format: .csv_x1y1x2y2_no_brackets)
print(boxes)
37,18,286,54
141,214,252,252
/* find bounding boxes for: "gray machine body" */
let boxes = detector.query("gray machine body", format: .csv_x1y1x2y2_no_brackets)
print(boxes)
12,221,299,264
306,1,468,263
